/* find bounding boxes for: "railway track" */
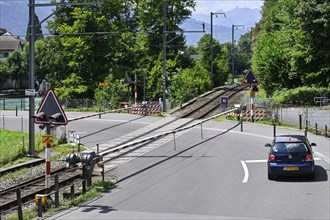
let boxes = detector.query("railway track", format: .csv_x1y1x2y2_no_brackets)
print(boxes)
171,84,248,119
0,84,247,213
0,167,80,212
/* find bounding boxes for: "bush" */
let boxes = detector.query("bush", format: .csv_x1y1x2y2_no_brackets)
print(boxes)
273,86,330,106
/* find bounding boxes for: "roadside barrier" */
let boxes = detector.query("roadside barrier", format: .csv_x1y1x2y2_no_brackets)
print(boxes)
131,104,161,115
242,110,267,122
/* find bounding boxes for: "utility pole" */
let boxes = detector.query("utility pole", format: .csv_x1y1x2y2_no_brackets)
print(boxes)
28,0,36,156
27,1,104,155
210,12,225,88
231,24,244,84
162,0,167,112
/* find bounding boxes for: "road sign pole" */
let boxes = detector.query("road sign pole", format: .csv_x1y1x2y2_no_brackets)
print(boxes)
250,96,254,123
45,124,51,190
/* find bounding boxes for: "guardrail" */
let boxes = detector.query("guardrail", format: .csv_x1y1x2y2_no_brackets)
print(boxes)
99,108,239,158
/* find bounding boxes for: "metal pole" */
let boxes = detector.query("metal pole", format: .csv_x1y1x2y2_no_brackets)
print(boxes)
55,174,59,207
143,71,146,102
240,116,243,132
162,0,167,111
28,0,36,156
134,72,138,107
16,188,23,220
173,131,176,150
315,123,318,135
45,124,51,189
210,12,214,88
231,24,234,84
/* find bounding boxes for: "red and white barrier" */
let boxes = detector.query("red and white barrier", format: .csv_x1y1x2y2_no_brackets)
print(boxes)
227,112,241,117
242,110,267,122
131,104,161,115
45,142,51,189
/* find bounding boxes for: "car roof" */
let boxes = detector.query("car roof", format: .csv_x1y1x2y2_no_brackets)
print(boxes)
274,135,307,143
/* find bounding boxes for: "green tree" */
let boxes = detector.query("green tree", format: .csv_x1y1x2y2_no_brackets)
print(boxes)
94,74,131,110
252,0,330,96
0,60,9,89
45,0,139,98
25,12,43,41
169,64,211,106
7,51,27,89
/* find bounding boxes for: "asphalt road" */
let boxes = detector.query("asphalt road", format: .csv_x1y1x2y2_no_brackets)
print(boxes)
48,115,329,220
1,111,329,219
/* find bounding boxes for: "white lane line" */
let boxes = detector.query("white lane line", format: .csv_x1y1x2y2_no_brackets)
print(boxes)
240,161,249,183
245,160,267,163
314,151,330,164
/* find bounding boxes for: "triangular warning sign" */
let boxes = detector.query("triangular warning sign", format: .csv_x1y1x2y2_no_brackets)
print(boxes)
242,69,259,85
251,84,259,92
35,89,68,125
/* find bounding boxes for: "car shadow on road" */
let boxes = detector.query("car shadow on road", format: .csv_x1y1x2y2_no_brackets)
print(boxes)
274,165,328,182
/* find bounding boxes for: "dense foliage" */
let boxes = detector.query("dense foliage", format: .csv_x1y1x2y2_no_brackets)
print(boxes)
252,0,330,96
3,0,328,107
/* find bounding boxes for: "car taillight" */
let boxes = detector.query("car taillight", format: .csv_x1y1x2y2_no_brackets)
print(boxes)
269,154,275,161
306,154,313,161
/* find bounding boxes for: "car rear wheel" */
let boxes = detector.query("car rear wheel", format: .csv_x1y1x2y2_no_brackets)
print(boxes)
309,172,315,180
268,172,275,180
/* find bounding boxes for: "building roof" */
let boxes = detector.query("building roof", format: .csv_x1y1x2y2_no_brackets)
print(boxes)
0,33,23,51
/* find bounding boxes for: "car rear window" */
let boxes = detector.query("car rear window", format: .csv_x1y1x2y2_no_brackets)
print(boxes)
273,143,308,153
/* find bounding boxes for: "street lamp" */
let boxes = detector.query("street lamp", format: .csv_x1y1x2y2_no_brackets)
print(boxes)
210,12,226,88
231,24,244,84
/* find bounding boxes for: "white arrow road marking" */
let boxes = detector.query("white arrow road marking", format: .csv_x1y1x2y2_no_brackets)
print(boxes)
240,161,249,183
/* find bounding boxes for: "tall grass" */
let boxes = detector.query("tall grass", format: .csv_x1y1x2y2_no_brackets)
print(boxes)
0,129,43,167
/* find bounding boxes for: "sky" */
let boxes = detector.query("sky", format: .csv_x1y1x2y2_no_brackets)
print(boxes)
194,0,264,14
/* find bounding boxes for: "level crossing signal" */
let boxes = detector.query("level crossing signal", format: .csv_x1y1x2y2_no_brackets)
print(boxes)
33,89,68,125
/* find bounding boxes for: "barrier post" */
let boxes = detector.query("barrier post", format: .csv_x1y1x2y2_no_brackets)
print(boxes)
82,164,86,194
38,197,43,217
315,123,318,135
21,116,23,132
55,174,59,208
273,121,276,137
240,115,243,132
45,125,51,190
325,125,328,138
16,188,23,220
173,131,176,150
299,114,302,130
200,121,204,139
71,185,75,199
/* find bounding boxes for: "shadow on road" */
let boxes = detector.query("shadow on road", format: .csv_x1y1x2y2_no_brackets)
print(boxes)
274,165,328,182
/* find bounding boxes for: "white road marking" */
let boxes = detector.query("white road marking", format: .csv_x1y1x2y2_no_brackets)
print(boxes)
245,160,267,163
241,157,323,183
313,152,330,164
240,161,249,183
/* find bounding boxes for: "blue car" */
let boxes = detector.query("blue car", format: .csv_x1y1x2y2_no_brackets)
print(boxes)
265,135,316,180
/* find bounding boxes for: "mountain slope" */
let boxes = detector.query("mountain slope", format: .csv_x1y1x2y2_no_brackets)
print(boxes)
0,1,261,45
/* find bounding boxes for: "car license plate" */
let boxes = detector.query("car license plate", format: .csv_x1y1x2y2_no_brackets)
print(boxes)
283,166,299,171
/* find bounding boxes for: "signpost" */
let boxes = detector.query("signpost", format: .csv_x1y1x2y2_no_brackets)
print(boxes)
33,89,67,190
242,69,259,122
220,96,228,108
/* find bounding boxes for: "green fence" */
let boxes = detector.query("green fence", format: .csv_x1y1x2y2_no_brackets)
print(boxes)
0,97,43,110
